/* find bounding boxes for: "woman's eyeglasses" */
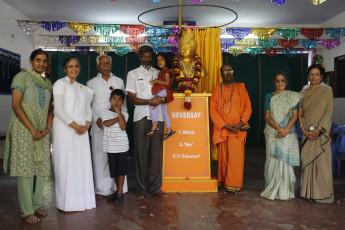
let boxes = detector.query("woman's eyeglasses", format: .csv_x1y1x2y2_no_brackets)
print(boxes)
274,79,286,83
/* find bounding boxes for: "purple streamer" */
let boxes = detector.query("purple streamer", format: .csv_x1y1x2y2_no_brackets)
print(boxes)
168,37,179,47
271,0,288,5
221,38,236,49
318,39,340,50
170,47,179,55
59,36,80,47
41,21,67,32
226,28,251,40
75,46,90,55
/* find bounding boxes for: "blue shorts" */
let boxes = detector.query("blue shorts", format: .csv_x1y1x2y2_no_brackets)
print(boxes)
107,151,131,178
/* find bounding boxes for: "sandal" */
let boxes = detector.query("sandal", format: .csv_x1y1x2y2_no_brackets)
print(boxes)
162,130,176,140
146,126,162,137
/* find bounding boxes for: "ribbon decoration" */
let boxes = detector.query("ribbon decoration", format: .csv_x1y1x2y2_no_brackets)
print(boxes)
271,0,288,5
278,39,299,50
301,28,324,40
251,28,277,40
126,37,146,53
114,47,132,56
276,28,301,40
80,36,101,46
147,36,169,48
94,46,112,55
258,39,278,50
299,40,319,49
75,46,90,55
226,28,251,40
325,28,345,40
170,46,179,55
67,23,94,35
104,36,123,47
58,36,80,47
94,24,120,36
17,20,41,35
41,21,67,32
42,36,60,44
235,38,257,49
221,38,236,50
226,47,244,57
318,39,340,50
120,25,145,37
312,54,323,64
309,0,326,5
168,37,179,47
263,48,280,57
153,47,171,54
245,48,263,57
145,26,171,36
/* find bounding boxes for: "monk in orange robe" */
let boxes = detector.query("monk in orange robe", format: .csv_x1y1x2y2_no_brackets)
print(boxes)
210,64,252,193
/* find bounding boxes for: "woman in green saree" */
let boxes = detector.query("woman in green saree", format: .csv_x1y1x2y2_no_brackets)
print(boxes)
298,64,334,204
3,49,53,223
261,72,302,200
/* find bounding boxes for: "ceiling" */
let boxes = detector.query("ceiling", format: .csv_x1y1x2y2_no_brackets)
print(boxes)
3,0,345,27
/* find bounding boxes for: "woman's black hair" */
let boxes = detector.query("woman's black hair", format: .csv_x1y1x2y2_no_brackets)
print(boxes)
62,56,80,69
30,48,48,60
157,52,173,69
306,64,325,77
273,71,288,82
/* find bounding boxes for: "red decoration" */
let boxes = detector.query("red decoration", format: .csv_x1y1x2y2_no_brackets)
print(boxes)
263,48,280,57
120,25,145,37
278,39,298,50
301,28,325,40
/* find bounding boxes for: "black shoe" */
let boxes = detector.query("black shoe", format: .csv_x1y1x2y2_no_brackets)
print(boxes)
114,194,124,206
106,191,118,201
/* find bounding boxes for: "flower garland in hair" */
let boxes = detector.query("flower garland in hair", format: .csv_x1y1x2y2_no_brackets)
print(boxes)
173,53,202,109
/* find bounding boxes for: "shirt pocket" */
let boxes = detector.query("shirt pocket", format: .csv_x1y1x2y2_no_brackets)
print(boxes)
136,79,146,93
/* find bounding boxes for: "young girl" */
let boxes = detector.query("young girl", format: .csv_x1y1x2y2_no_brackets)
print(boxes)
147,53,175,140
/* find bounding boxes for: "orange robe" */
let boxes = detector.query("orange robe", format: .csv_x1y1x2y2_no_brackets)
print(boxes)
210,83,252,192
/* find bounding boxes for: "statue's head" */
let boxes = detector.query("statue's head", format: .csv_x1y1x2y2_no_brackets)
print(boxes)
178,30,197,57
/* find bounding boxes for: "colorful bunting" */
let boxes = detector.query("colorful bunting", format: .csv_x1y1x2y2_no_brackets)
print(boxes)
221,38,236,49
41,21,67,32
153,47,171,54
301,28,324,40
271,0,288,5
145,26,170,36
94,24,120,36
325,28,345,40
80,36,101,46
252,28,277,40
245,48,263,57
235,38,257,49
147,37,169,48
278,39,299,50
94,46,112,55
104,36,123,46
114,47,132,56
258,39,278,50
300,40,319,49
263,48,280,57
226,28,251,40
68,23,94,35
276,28,301,40
309,0,326,5
58,36,80,47
226,47,244,57
75,46,90,55
318,39,340,50
120,25,145,37
17,20,41,34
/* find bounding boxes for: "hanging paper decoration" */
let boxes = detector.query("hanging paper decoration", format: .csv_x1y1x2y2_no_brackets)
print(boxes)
271,0,288,5
312,54,323,64
75,46,90,55
309,0,326,5
251,28,277,40
281,48,301,57
221,38,236,50
120,25,145,37
235,38,257,49
153,47,170,54
226,28,251,40
145,26,171,36
190,0,203,3
278,39,299,50
263,48,280,57
299,40,319,49
104,36,123,46
94,46,112,55
17,20,41,35
58,36,80,47
245,48,263,57
126,37,146,53
42,36,60,44
226,47,244,57
94,24,120,36
67,23,94,35
258,39,278,50
147,37,169,48
168,37,179,47
57,47,72,53
325,28,345,40
301,28,324,40
170,46,179,55
80,36,101,46
318,39,340,50
114,47,132,56
276,28,301,40
41,21,67,32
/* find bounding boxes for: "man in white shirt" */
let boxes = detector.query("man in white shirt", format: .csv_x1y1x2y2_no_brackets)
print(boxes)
126,45,165,199
87,54,128,199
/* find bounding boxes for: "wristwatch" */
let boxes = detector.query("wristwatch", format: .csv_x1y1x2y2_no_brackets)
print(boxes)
161,97,166,103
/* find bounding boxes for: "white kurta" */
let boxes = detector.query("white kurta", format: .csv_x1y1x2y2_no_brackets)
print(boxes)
86,73,128,196
52,76,96,211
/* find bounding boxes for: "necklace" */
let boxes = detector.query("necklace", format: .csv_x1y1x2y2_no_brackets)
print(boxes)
221,83,234,116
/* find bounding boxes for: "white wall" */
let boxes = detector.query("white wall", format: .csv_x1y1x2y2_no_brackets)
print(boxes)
0,0,34,137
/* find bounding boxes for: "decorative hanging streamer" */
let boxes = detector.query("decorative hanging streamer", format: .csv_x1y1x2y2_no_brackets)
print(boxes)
168,37,179,47
245,48,263,57
126,37,146,53
145,26,171,36
325,28,345,40
42,36,60,44
41,21,67,32
226,47,244,57
150,0,160,2
172,26,199,35
153,47,170,54
221,38,236,50
271,0,288,5
281,48,301,57
57,47,72,53
299,40,319,49
225,28,251,40
258,39,278,50
120,25,145,37
278,39,299,50
309,0,326,5
312,54,323,64
104,36,123,46
276,28,301,40
80,36,101,46
67,23,94,35
301,28,324,40
94,46,112,55
318,39,340,50
114,47,132,56
75,46,90,55
251,28,277,40
94,24,120,36
58,36,80,47
235,38,257,49
263,48,280,57
147,37,169,48
170,46,179,54
190,0,204,3
17,20,41,34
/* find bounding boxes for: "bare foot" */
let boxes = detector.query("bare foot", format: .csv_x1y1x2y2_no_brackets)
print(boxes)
35,208,48,216
218,187,227,195
96,194,104,199
24,214,40,224
137,193,145,200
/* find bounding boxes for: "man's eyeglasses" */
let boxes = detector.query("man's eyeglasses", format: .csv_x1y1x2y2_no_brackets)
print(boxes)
308,73,321,77
223,70,234,74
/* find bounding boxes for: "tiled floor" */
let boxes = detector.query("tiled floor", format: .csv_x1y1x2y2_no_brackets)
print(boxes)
1,148,345,230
